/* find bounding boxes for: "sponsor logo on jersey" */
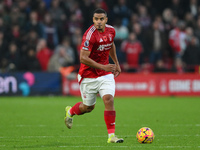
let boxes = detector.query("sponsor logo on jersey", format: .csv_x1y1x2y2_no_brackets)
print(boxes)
97,43,112,51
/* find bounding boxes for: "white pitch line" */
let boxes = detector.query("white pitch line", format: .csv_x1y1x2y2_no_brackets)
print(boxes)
21,136,54,138
58,145,200,149
75,124,200,127
169,124,200,127
0,134,199,139
14,124,200,127
1,145,199,149
160,134,200,137
16,125,46,127
59,146,129,148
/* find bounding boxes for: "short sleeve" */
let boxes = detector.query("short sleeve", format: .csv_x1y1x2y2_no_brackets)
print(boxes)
80,33,95,52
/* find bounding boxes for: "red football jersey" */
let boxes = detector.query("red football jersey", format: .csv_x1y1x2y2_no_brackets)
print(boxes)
121,40,143,68
79,24,116,78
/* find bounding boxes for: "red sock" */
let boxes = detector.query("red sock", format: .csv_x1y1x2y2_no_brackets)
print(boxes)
104,111,116,134
69,102,83,116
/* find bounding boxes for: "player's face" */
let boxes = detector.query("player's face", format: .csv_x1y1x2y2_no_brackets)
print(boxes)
93,13,108,32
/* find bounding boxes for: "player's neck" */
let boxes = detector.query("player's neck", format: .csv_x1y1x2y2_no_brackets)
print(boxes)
97,28,105,33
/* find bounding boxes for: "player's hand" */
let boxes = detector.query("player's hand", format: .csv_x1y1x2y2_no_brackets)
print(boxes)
103,64,116,73
113,64,121,78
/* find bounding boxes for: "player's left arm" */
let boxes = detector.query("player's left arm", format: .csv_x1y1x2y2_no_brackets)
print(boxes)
109,42,121,77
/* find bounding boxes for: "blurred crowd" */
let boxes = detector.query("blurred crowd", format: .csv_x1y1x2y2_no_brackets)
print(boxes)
0,0,200,74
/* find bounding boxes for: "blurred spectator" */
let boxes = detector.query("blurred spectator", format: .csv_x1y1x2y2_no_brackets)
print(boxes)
0,17,8,34
131,23,146,51
0,58,9,73
80,0,95,31
0,0,200,73
0,30,8,60
112,0,131,26
168,21,187,57
54,37,76,63
121,32,143,72
5,42,21,71
41,13,59,49
184,12,196,28
114,18,129,41
17,0,29,15
71,27,82,47
171,57,185,73
66,13,83,36
21,30,39,55
182,36,200,68
94,0,109,12
146,20,167,64
75,35,82,58
185,26,194,43
37,1,48,21
113,18,129,63
25,11,42,37
195,17,200,42
21,48,41,71
128,13,139,32
43,0,52,9
71,28,83,59
49,0,67,41
169,0,185,19
154,15,165,32
186,0,199,18
137,4,151,29
162,8,174,32
143,0,157,19
153,59,169,72
4,5,26,28
49,0,66,26
8,24,22,47
48,46,74,72
36,39,52,71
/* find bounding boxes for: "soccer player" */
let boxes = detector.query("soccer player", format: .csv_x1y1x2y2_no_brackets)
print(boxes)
64,8,124,143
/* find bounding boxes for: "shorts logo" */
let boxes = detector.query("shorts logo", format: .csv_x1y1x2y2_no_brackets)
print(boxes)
84,40,89,47
83,92,87,98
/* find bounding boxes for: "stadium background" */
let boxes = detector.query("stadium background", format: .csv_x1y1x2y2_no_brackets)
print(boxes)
0,0,200,96
0,1,200,149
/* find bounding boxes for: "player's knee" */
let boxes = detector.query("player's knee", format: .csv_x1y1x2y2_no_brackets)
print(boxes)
103,95,114,105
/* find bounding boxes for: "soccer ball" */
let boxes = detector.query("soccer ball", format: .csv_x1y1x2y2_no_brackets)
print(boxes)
136,127,154,144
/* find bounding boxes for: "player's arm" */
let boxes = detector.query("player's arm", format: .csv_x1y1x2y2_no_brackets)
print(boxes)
80,49,116,73
109,42,121,77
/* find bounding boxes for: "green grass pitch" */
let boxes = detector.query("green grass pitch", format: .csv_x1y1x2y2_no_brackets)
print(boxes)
0,96,200,150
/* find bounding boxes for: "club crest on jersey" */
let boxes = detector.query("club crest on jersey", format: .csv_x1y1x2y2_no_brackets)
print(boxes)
103,36,107,42
84,40,89,47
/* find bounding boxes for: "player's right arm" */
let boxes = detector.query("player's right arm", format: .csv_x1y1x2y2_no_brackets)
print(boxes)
80,49,116,73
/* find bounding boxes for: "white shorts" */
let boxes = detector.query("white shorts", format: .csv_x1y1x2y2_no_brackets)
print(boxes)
78,74,115,106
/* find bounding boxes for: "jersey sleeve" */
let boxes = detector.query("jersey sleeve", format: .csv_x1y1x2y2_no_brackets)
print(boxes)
80,32,95,52
113,27,116,38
